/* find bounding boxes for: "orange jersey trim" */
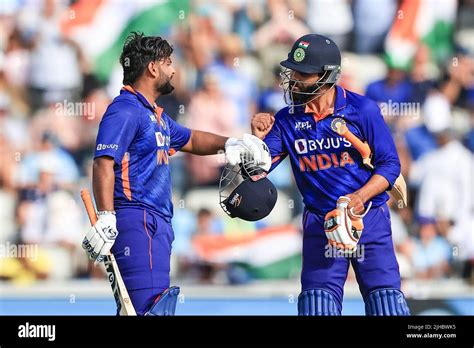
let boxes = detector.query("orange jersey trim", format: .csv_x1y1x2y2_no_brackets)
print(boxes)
122,85,163,122
122,152,132,201
143,209,153,270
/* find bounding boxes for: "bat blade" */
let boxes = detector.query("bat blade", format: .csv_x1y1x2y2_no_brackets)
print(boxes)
81,189,137,316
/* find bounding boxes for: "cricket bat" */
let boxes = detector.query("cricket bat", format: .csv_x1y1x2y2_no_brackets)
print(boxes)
81,189,137,316
331,118,408,208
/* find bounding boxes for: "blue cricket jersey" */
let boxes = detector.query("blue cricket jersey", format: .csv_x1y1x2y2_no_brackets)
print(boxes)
264,85,400,214
94,86,191,223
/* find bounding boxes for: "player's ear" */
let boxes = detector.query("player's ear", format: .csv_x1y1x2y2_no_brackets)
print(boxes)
147,61,159,78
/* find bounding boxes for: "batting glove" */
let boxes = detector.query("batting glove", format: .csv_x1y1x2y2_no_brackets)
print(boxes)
225,133,271,171
323,196,372,254
82,211,118,262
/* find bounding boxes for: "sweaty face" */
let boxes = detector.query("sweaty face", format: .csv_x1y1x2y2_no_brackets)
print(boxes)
155,57,175,95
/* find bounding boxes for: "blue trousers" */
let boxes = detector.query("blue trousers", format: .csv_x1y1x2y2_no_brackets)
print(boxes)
301,204,402,306
112,207,174,315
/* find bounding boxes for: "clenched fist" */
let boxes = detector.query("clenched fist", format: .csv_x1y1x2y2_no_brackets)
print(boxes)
251,113,275,140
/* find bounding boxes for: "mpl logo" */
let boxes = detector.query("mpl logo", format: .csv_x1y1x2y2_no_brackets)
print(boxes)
149,114,157,122
295,121,312,131
295,139,308,154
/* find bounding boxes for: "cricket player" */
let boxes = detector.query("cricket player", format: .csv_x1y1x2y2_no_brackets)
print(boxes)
251,34,410,315
82,32,270,315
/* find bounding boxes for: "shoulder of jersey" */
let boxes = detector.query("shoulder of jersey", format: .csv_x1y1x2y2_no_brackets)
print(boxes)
101,94,143,123
274,106,295,121
344,88,380,115
111,92,140,109
107,94,141,112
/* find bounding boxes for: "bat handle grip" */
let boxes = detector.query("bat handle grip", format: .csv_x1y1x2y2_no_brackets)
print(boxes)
81,189,98,226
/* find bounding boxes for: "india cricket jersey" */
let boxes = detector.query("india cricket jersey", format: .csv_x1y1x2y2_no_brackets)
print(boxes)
94,86,191,222
264,85,400,214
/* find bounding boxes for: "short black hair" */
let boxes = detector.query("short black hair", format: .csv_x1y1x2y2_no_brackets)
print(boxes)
119,32,173,85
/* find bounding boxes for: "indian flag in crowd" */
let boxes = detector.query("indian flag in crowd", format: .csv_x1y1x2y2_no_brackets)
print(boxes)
192,225,302,279
60,0,189,81
385,0,457,69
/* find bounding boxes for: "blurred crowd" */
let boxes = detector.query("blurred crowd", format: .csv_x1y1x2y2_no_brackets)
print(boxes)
0,0,473,286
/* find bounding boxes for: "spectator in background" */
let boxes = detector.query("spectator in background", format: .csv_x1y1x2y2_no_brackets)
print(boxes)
185,71,239,187
27,0,83,111
409,45,438,104
410,93,473,279
405,53,474,161
0,130,17,244
18,156,83,279
3,27,31,91
258,66,286,113
404,93,442,161
252,0,309,49
18,132,79,188
177,12,221,85
352,0,397,54
412,222,452,279
440,52,474,109
205,34,257,129
0,93,28,154
306,0,353,51
232,1,264,51
365,59,413,106
195,208,224,237
191,208,225,283
405,51,474,161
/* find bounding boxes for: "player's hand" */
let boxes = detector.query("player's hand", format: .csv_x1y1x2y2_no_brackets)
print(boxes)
345,192,366,215
251,113,275,140
324,196,372,254
82,211,118,262
225,133,272,171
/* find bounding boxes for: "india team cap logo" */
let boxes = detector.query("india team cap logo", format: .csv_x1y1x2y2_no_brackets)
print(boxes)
294,48,305,62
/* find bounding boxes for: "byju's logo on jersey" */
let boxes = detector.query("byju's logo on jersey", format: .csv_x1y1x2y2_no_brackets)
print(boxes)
295,137,352,154
295,139,308,154
155,132,170,147
96,143,118,151
295,121,312,131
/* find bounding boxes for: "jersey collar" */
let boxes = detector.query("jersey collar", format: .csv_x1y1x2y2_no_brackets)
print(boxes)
304,85,347,121
121,85,163,120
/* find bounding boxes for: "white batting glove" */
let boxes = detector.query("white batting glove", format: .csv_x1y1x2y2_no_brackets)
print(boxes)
82,211,118,262
323,197,372,254
225,133,271,171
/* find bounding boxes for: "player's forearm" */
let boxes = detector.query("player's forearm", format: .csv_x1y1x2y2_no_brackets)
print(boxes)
181,130,228,155
92,157,116,211
354,174,390,203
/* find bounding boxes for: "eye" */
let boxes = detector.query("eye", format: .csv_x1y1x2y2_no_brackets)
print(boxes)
297,71,311,78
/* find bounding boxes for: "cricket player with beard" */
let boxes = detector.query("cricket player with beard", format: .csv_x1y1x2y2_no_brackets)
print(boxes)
82,32,271,315
251,34,410,315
